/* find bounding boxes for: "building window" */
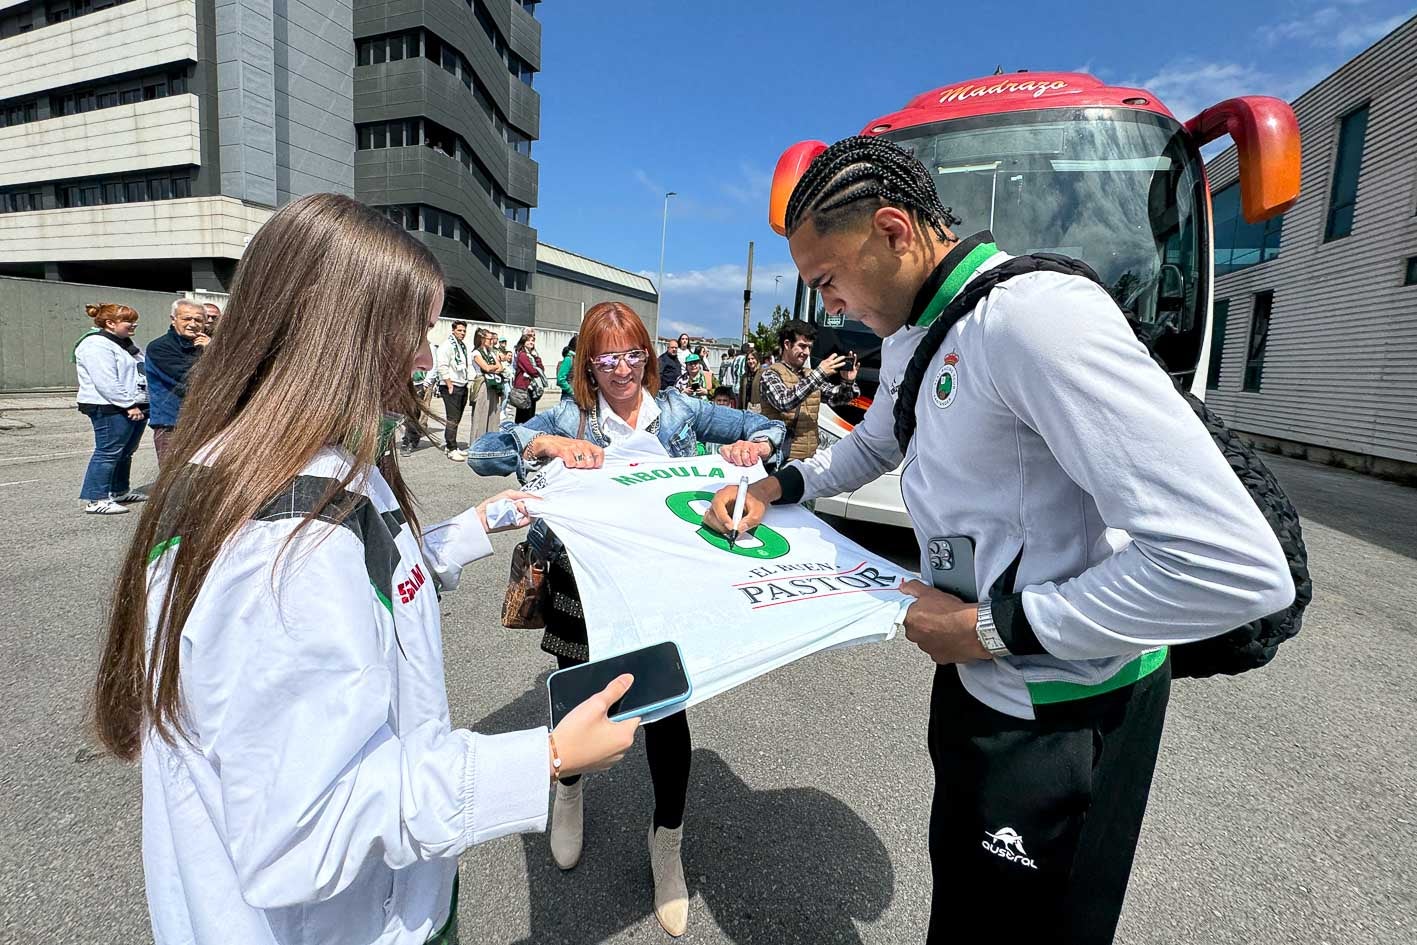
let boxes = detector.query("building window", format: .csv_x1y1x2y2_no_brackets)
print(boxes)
358,117,531,224
1404,256,1417,286
1206,299,1229,390
51,170,193,208
358,28,535,154
1212,182,1282,274
0,188,44,213
1324,105,1369,242
375,202,531,289
1242,291,1273,393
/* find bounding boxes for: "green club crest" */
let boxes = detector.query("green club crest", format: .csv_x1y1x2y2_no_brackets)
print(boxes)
933,352,960,409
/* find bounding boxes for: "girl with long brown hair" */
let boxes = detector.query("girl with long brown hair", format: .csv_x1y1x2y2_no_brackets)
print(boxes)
93,193,638,945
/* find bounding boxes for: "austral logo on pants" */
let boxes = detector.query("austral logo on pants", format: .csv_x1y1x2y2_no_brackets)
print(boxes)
982,827,1038,869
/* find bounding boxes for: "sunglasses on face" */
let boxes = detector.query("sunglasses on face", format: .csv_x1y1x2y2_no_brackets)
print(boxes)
589,349,649,373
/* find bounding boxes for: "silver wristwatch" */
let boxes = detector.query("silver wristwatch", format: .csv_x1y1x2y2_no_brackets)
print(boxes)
975,601,1011,658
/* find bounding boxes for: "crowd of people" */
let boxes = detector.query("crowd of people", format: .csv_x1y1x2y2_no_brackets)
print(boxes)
71,282,859,517
83,131,1297,945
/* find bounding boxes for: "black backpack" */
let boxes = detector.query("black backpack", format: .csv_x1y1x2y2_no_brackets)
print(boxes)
893,254,1312,678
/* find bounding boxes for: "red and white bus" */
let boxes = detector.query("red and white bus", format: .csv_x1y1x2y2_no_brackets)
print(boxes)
769,70,1301,527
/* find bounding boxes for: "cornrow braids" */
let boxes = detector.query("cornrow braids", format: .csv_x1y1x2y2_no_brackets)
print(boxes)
784,135,961,240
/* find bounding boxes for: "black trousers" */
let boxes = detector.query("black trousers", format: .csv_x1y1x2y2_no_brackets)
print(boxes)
554,651,692,831
926,658,1171,945
439,385,468,449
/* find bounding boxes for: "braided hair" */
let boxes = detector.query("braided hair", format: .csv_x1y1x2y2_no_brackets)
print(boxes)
784,135,961,240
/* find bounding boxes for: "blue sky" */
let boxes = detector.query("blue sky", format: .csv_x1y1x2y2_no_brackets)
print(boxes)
530,0,1413,340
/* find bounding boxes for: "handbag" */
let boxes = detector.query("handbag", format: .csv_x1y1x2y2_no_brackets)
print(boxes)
499,411,588,629
508,385,532,409
501,539,549,629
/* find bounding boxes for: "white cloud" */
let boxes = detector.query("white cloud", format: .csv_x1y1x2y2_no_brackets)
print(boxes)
1120,59,1328,127
1117,2,1408,131
1270,3,1412,50
640,262,800,340
662,318,712,338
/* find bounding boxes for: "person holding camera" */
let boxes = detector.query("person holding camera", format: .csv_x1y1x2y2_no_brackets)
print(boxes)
675,352,713,399
755,319,859,461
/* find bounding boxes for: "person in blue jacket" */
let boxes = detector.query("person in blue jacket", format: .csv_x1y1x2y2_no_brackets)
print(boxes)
468,300,784,937
144,299,209,466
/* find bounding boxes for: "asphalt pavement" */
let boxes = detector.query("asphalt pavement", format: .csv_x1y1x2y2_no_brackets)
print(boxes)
0,406,1413,944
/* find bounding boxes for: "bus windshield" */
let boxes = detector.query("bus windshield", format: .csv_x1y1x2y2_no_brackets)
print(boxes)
887,108,1207,373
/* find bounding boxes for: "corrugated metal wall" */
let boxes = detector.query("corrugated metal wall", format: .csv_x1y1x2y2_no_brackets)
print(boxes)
1204,17,1417,464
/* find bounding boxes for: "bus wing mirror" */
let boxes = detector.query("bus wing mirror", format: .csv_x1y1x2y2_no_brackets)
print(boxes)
1184,96,1301,224
769,140,828,236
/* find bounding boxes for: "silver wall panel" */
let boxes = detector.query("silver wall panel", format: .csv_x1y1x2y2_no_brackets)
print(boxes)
1203,17,1417,464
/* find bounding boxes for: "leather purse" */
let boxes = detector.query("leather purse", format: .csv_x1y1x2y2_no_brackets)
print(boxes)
499,410,588,629
501,539,549,629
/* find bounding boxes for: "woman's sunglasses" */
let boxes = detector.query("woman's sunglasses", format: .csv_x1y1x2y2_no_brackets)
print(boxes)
588,349,649,373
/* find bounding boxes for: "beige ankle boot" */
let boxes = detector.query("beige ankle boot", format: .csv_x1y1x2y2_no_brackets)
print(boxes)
550,780,583,870
648,824,688,936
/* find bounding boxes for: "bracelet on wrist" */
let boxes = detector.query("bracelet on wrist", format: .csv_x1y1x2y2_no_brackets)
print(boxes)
522,433,547,462
548,732,563,782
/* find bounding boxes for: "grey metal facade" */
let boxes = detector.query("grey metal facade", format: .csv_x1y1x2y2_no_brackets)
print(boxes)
274,0,358,203
352,0,539,326
1204,17,1417,469
216,0,357,205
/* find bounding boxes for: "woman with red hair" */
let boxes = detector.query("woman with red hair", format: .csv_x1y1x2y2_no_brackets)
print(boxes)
469,301,785,937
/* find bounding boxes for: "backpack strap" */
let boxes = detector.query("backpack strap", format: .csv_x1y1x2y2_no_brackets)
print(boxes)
892,254,1104,455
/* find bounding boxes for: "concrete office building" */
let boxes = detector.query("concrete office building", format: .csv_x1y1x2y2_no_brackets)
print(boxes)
0,0,541,325
1202,15,1417,478
532,241,657,333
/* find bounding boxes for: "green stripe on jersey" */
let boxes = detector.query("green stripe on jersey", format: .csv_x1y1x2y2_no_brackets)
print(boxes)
148,536,182,564
372,582,394,615
917,242,999,328
1026,647,1168,706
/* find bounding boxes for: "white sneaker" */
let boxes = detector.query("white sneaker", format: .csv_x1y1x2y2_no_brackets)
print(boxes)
648,824,688,936
85,499,130,515
447,449,467,462
110,492,147,503
550,780,584,870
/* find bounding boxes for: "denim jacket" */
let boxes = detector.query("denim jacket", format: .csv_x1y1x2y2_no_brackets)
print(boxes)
469,388,786,481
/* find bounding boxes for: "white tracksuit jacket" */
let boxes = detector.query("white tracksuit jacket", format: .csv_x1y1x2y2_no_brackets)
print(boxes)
142,448,548,944
75,331,147,407
787,250,1295,719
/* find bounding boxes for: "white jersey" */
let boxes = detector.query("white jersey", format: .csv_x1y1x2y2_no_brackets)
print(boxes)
142,448,549,945
788,249,1293,719
526,444,911,717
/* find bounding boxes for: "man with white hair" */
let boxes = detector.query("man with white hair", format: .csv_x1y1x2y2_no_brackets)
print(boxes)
144,299,210,465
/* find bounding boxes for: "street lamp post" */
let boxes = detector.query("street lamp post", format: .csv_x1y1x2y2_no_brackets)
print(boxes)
655,191,676,343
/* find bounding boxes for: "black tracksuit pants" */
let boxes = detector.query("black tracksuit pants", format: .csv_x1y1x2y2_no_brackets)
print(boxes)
926,657,1171,945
